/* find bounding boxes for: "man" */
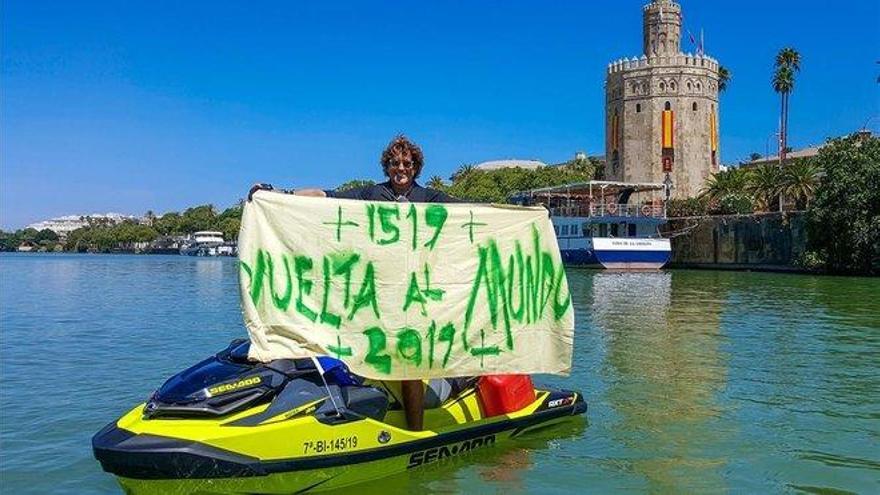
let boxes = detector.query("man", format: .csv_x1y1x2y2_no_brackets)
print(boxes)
249,135,456,431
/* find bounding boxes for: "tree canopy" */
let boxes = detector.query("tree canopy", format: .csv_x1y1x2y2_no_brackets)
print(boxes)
805,134,880,275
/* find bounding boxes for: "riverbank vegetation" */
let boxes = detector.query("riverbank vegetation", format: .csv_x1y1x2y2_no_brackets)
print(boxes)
804,134,879,275
2,157,599,253
0,205,244,253
672,133,878,275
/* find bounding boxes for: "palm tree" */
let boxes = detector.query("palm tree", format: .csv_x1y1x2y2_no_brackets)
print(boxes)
747,163,784,212
451,164,475,182
773,47,800,211
782,160,821,210
427,175,445,189
773,48,801,163
700,167,748,203
717,65,731,92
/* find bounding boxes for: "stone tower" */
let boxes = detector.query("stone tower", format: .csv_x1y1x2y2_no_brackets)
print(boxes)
605,0,721,198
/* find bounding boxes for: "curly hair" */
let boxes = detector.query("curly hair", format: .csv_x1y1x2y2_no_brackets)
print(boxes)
380,134,424,179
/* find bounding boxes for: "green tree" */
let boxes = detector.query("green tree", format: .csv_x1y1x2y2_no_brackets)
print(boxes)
451,164,475,182
427,175,445,189
35,228,59,243
0,230,18,251
336,179,376,192
782,159,822,209
154,212,181,235
178,205,216,233
700,168,753,214
19,228,39,242
773,47,800,170
718,65,731,92
666,197,710,217
446,165,593,204
218,217,241,241
701,168,748,203
806,134,880,275
217,204,242,222
748,163,784,212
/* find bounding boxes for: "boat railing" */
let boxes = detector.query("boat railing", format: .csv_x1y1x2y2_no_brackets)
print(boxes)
550,203,666,219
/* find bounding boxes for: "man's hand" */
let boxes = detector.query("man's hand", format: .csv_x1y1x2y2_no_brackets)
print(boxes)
248,183,274,201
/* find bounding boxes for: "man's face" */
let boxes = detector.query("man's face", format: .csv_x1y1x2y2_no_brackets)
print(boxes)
388,149,416,189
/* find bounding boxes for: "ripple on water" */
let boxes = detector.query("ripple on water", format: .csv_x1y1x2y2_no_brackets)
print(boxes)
1,255,879,494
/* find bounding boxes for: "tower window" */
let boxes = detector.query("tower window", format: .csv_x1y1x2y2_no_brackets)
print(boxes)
659,82,666,91
670,81,676,91
692,102,698,111
636,103,641,113
687,81,692,91
696,82,702,92
664,101,671,110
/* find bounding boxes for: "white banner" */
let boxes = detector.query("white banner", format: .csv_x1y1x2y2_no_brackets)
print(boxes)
238,191,574,380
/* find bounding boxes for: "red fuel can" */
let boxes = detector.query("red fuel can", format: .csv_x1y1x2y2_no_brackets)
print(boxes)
477,374,536,417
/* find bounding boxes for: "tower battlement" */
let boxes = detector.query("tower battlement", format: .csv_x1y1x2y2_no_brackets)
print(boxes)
607,54,719,75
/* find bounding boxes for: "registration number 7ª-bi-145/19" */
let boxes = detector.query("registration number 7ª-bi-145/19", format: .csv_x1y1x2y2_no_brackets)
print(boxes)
302,436,358,454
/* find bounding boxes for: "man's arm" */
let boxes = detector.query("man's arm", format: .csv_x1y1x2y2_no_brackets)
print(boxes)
293,188,328,197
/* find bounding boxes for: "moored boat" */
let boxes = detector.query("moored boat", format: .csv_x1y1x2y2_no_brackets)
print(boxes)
179,231,226,256
510,181,672,269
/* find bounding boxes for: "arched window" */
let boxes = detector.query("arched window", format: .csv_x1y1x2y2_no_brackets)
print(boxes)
659,81,666,91
696,82,702,92
687,81,692,91
664,101,671,110
670,81,677,91
636,103,642,113
692,102,698,111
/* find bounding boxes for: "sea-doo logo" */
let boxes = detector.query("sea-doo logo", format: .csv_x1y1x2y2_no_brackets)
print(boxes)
407,434,496,469
548,396,574,408
207,376,262,396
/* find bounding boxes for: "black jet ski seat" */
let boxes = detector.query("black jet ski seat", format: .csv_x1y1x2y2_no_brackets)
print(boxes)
142,339,389,425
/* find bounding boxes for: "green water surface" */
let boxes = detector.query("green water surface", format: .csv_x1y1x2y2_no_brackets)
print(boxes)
0,254,877,493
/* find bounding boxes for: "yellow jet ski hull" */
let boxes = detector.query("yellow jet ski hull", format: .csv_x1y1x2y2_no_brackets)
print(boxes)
94,387,585,494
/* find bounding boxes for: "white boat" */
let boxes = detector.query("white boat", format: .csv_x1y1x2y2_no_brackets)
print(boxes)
179,231,226,256
510,181,672,270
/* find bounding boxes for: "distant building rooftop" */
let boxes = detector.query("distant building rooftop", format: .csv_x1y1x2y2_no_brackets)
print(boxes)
742,145,823,167
738,129,874,168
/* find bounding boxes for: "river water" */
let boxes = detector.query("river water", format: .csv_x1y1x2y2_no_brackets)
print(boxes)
0,254,877,494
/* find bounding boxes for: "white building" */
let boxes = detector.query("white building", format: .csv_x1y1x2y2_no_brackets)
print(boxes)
27,213,139,237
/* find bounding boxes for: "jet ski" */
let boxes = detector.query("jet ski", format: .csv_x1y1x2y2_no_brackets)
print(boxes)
93,339,586,494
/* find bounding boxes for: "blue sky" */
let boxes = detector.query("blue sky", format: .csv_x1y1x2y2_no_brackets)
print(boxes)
2,0,878,229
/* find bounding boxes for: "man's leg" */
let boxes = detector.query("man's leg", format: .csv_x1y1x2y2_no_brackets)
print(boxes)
401,379,424,431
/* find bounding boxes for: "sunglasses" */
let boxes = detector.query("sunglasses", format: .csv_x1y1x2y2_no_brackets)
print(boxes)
388,160,416,170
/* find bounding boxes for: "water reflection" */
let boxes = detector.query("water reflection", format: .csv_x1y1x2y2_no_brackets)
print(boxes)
323,418,587,495
592,271,728,493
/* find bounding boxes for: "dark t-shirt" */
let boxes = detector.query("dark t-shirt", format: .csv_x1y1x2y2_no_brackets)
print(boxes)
326,181,457,204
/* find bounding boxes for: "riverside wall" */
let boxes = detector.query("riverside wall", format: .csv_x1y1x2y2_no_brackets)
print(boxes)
663,212,807,271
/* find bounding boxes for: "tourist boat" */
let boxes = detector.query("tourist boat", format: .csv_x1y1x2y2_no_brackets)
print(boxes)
510,181,671,269
179,231,226,256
